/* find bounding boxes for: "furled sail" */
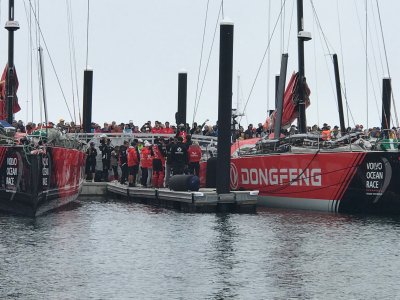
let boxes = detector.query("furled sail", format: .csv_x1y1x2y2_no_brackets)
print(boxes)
0,64,21,121
264,72,311,130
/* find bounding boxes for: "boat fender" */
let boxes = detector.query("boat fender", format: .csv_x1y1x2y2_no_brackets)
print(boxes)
169,175,200,191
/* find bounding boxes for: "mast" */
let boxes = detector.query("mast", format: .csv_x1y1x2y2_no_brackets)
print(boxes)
332,54,346,134
38,47,48,127
296,0,311,133
5,0,19,124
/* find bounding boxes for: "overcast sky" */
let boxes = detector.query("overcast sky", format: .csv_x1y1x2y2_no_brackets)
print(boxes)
1,0,399,129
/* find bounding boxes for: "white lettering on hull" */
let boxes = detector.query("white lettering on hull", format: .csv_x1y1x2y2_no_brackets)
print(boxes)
240,168,322,187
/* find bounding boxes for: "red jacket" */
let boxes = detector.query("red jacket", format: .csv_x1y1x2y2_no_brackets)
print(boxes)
162,127,174,134
151,127,163,134
140,147,153,168
188,144,202,163
127,147,139,167
152,144,165,164
179,131,187,143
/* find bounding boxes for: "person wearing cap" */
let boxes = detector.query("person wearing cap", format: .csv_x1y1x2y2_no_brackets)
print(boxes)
127,140,140,187
170,136,188,175
187,141,202,176
140,141,153,187
85,141,98,182
56,119,66,131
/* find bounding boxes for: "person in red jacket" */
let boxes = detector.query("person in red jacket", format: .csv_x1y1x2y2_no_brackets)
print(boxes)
177,124,187,143
151,138,166,188
140,141,153,187
127,140,140,187
162,121,174,134
151,121,163,134
187,141,202,176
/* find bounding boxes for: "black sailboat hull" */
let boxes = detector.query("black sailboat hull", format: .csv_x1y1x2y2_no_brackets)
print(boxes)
0,145,85,217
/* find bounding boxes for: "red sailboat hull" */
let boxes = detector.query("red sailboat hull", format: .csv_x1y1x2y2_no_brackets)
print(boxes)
226,151,400,214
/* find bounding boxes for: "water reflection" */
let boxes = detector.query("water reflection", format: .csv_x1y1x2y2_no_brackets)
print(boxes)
211,214,239,299
2,202,400,299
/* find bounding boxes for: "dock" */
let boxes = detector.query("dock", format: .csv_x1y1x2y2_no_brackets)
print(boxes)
81,182,258,213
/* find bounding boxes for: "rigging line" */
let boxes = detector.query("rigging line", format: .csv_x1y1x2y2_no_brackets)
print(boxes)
309,0,334,54
310,4,338,124
376,0,399,127
86,0,90,70
365,0,382,128
354,0,373,127
370,0,385,76
192,0,210,125
29,0,34,122
66,0,77,124
267,0,271,110
280,0,283,54
23,0,30,123
70,1,82,126
33,0,43,124
365,0,368,129
239,0,287,125
285,0,295,53
366,5,383,119
28,1,74,121
193,1,222,121
312,10,320,126
336,0,354,128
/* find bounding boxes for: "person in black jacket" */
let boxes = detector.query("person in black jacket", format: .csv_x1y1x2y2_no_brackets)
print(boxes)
99,137,114,182
170,136,187,175
164,137,174,187
85,142,97,181
119,140,129,184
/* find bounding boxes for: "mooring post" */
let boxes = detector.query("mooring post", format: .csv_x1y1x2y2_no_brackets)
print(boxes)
274,54,289,139
5,0,19,124
332,54,346,134
216,20,234,195
381,77,392,133
82,68,93,133
176,71,187,126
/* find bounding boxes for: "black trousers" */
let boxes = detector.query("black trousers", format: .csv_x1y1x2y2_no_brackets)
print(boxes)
141,167,148,186
120,164,128,184
172,163,185,175
102,159,111,182
188,162,200,176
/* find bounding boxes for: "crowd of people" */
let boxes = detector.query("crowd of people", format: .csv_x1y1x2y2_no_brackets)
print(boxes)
86,133,202,188
9,118,400,141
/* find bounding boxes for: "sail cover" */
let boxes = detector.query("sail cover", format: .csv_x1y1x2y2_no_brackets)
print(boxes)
0,64,21,121
264,72,311,130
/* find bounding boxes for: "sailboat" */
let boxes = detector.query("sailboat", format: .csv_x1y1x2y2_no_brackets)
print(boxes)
0,1,86,217
224,0,400,214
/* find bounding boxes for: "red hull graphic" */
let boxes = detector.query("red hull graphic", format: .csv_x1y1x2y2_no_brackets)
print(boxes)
230,152,365,201
0,145,86,216
200,150,400,214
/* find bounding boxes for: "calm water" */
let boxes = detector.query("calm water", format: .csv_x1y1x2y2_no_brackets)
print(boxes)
1,199,400,300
